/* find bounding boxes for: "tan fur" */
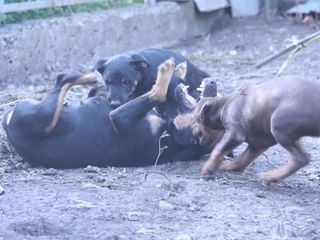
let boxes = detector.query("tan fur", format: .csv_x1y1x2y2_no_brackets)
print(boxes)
45,83,72,135
149,58,175,102
45,73,104,135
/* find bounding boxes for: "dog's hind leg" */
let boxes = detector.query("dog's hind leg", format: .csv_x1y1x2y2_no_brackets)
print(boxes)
42,73,103,135
175,61,187,80
260,114,311,182
260,139,310,182
219,145,268,172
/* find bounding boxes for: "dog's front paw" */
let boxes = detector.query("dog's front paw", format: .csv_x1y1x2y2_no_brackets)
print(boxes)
219,160,235,171
219,160,245,172
259,171,281,183
201,162,215,175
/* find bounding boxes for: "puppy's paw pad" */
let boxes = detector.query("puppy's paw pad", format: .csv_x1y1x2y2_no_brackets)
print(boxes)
159,58,175,74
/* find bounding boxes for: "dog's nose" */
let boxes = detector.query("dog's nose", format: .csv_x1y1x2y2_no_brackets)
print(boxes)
110,100,122,108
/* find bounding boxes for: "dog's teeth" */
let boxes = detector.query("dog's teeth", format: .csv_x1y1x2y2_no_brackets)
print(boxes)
182,85,190,91
197,87,204,92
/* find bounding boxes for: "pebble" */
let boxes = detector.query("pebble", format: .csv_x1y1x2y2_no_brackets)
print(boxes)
229,50,237,56
308,173,320,181
42,168,57,176
15,162,28,170
175,234,192,240
136,228,156,235
0,185,4,195
255,193,266,198
82,183,102,189
159,200,175,210
84,165,100,173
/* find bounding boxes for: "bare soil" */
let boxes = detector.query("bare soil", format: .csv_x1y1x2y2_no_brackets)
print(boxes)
0,15,320,240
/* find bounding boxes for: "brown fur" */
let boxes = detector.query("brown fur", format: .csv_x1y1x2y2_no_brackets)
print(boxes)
195,75,320,182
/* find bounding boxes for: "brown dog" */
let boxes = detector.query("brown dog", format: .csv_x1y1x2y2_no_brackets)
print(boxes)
195,75,320,182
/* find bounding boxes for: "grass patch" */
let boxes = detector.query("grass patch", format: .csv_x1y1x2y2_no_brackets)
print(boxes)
0,0,143,25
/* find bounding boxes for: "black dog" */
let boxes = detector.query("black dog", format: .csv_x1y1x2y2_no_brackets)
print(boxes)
3,59,211,169
94,48,210,117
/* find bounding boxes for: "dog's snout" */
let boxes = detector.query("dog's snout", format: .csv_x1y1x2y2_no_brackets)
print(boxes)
110,100,122,109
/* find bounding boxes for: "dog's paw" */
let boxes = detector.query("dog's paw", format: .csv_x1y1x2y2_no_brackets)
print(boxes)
219,160,245,172
259,171,281,183
201,162,214,175
219,160,236,171
175,61,187,80
158,58,175,77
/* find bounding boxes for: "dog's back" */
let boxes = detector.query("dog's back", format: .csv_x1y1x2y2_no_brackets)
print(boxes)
235,76,320,140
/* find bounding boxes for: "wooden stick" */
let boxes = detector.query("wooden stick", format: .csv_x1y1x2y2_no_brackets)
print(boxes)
255,30,320,69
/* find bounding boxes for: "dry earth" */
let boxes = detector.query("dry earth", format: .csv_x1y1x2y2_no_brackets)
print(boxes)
0,15,320,240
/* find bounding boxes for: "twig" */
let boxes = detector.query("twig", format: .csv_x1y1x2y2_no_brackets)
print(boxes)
154,130,170,167
129,170,174,191
0,100,21,109
276,209,286,238
277,34,320,76
255,30,320,69
96,170,174,192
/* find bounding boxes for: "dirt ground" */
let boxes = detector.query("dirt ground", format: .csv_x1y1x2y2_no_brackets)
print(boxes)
0,15,320,240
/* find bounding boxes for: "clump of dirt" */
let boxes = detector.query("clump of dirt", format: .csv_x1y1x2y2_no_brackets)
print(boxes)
0,15,320,240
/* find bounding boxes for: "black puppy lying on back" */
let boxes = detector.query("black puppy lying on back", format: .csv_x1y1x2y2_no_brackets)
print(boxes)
94,48,210,117
3,59,214,169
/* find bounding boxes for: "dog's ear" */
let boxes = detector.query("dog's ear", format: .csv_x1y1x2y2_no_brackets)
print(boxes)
198,102,212,123
198,99,224,130
55,73,67,87
93,59,108,75
130,54,150,69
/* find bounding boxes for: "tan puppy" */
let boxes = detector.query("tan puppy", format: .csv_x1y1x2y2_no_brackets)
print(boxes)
195,76,320,182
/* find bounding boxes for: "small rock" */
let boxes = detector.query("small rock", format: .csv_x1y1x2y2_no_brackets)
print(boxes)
175,234,192,240
306,218,315,224
95,176,107,183
127,211,150,217
42,168,57,176
168,192,176,197
308,173,320,181
255,193,266,198
159,200,175,211
229,50,237,56
84,165,100,173
15,162,28,170
82,183,102,189
127,211,150,221
3,167,13,173
0,185,4,195
136,228,156,235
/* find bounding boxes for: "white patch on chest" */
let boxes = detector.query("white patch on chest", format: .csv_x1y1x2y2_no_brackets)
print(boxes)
146,114,163,135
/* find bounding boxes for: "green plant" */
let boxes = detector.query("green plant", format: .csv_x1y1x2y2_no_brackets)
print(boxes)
0,0,144,25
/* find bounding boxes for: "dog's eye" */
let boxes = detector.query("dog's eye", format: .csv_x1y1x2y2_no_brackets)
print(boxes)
122,79,128,85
